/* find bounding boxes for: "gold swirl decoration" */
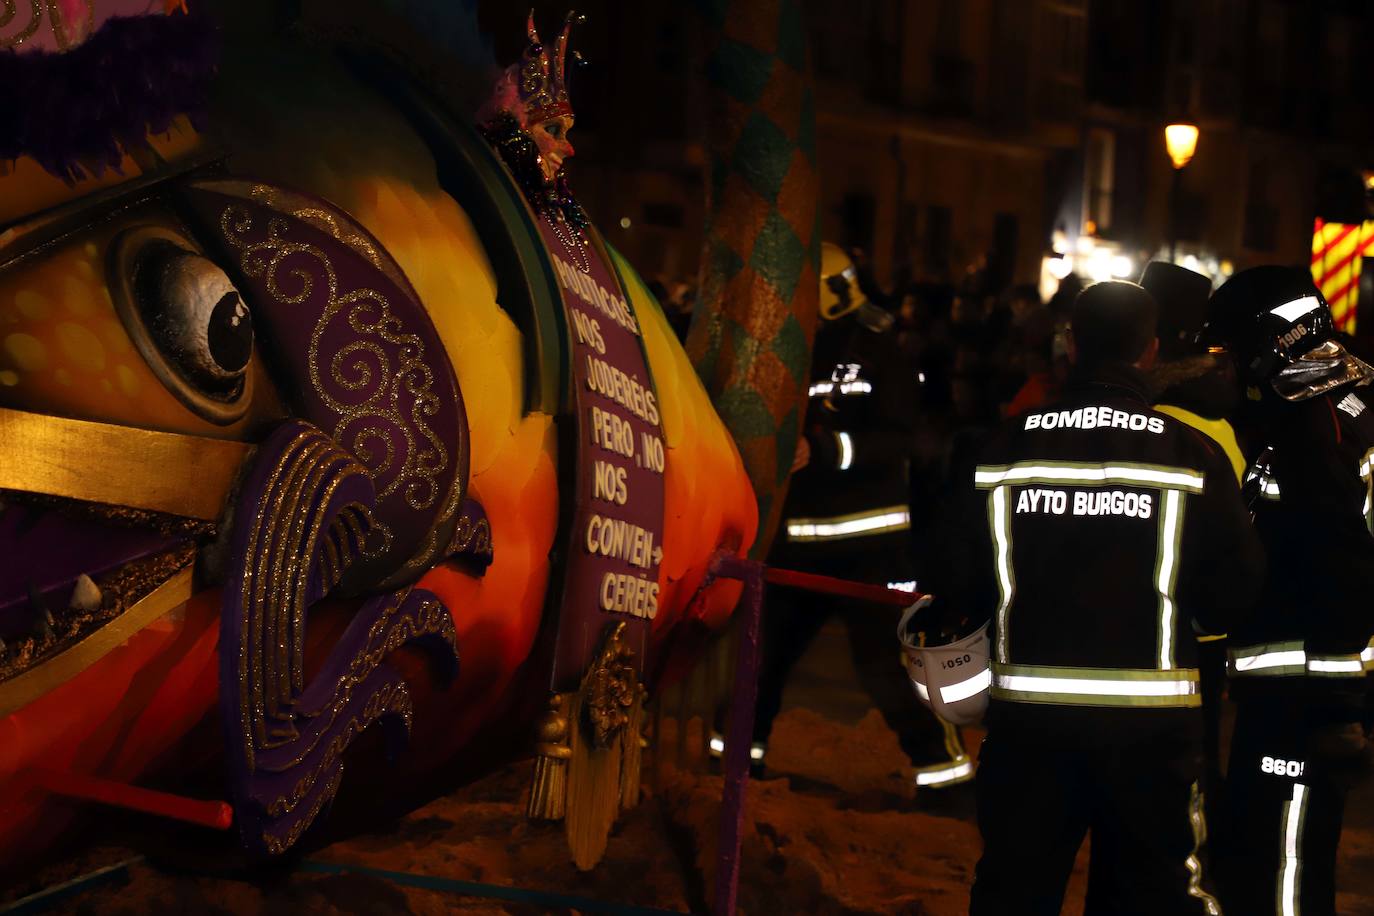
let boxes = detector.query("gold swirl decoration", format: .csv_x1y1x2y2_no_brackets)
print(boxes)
0,1,94,50
221,419,459,856
0,1,41,48
225,211,448,511
178,178,468,589
448,513,492,558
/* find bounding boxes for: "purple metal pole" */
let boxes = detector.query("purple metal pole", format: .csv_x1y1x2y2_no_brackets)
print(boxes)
710,552,765,916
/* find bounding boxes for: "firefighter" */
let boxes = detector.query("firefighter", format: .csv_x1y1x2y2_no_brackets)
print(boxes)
744,243,970,790
1140,261,1245,847
1139,261,1246,479
930,280,1263,914
1202,266,1374,916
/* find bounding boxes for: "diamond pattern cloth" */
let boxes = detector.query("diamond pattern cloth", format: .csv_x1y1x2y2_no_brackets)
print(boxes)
687,0,819,557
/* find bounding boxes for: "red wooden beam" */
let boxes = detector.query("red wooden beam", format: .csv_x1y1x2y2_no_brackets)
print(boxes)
25,768,233,831
762,566,923,606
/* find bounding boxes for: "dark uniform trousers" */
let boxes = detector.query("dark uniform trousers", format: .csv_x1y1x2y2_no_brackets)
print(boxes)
970,713,1220,916
1222,695,1347,916
752,548,965,771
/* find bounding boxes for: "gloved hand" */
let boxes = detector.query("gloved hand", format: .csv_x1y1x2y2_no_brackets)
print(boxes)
1305,722,1374,790
896,594,934,647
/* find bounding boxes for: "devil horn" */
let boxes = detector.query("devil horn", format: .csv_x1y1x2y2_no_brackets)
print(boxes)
554,12,572,86
555,11,583,87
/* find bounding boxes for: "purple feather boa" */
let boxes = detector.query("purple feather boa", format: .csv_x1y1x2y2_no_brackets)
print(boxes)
0,9,219,183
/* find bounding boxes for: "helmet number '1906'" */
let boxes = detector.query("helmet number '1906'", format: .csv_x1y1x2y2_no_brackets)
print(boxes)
1277,324,1307,350
1260,756,1305,777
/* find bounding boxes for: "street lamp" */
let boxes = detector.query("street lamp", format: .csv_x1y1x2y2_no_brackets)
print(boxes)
1165,124,1199,169
1165,123,1199,262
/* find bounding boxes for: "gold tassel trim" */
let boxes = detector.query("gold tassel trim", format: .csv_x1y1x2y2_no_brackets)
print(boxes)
526,692,571,820
565,687,623,870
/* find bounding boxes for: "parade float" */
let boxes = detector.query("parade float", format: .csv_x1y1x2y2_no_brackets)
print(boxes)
0,0,765,873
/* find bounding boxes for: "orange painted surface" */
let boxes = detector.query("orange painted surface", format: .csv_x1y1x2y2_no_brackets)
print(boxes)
0,592,221,868
0,45,756,864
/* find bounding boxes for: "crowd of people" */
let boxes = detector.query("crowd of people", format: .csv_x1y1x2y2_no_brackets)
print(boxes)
691,246,1374,915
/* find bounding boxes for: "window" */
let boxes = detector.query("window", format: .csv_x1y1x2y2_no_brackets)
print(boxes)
930,0,972,115
991,213,1019,287
1243,161,1277,251
1037,3,1086,117
842,192,877,253
935,0,961,48
895,200,920,272
865,0,903,104
926,205,952,271
642,202,685,229
1084,128,1115,234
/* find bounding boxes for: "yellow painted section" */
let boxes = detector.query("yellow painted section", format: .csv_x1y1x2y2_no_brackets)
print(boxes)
1311,219,1374,333
0,231,282,439
0,117,202,228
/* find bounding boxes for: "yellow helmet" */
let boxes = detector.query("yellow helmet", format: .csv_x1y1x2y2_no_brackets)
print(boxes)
819,242,868,321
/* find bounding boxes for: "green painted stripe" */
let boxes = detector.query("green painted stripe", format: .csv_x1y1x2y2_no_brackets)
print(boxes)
0,858,142,915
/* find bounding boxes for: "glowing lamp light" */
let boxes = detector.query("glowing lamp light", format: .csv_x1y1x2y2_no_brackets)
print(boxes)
1086,253,1114,283
1164,123,1199,169
1110,255,1134,278
1047,256,1074,280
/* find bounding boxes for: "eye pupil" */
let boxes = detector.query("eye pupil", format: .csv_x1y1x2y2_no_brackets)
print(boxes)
209,291,253,375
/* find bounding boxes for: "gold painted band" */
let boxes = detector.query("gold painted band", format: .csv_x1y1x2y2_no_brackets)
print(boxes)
0,563,195,718
0,406,251,520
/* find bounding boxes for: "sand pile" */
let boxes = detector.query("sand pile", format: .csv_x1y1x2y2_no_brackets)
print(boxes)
10,705,1374,914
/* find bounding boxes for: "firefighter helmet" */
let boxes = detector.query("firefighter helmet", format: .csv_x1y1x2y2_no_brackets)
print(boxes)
819,242,868,321
897,597,990,726
1204,266,1374,400
1139,260,1212,359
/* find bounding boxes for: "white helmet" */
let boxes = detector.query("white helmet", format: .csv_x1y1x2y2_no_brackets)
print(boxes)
897,596,991,725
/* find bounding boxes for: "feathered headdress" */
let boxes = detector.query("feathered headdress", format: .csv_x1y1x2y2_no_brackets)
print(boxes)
479,9,581,129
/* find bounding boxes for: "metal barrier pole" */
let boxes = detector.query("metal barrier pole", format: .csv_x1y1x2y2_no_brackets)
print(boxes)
24,768,233,831
708,553,763,916
707,557,920,914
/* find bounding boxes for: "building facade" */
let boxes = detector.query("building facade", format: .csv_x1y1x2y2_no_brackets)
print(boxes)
513,0,1374,307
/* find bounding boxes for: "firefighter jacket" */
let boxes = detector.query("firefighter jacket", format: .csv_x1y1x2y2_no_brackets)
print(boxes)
1231,381,1374,721
773,309,915,575
931,362,1264,732
1151,352,1247,484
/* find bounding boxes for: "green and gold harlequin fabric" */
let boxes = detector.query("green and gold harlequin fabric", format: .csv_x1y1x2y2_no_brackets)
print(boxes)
687,0,819,557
